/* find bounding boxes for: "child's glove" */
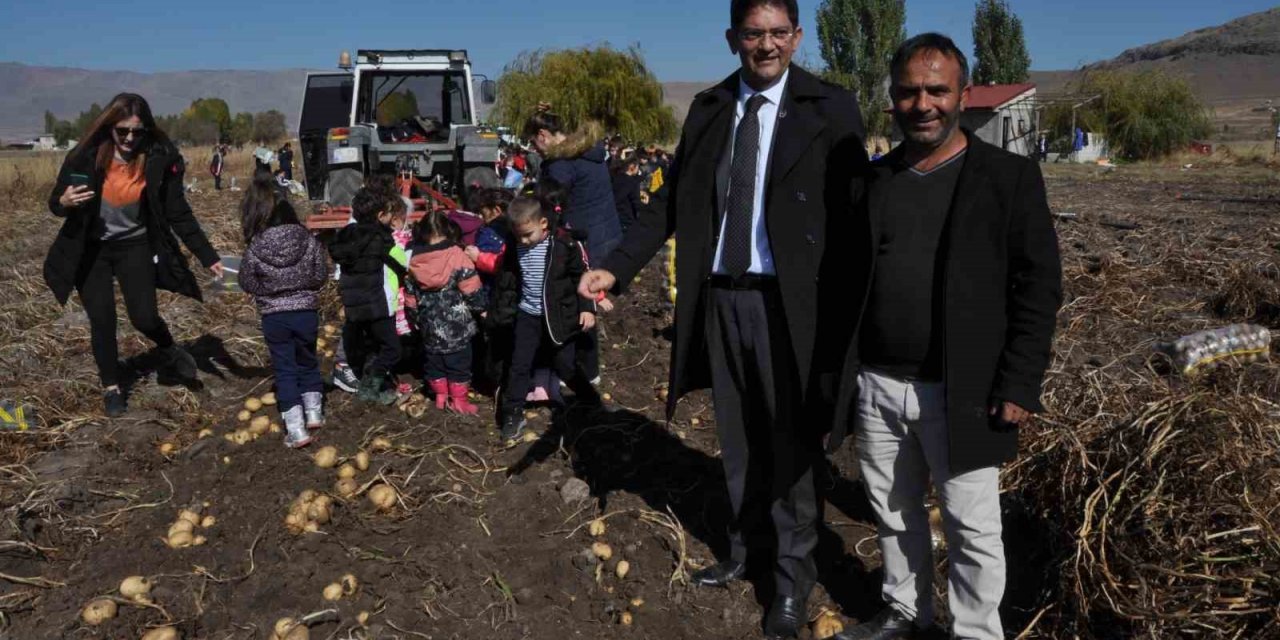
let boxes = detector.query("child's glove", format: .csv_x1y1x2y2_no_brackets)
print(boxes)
598,297,614,313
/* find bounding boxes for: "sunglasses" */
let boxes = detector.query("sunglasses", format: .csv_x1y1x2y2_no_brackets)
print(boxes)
113,127,148,139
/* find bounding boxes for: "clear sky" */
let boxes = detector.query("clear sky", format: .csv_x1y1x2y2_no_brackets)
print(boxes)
0,1,1273,80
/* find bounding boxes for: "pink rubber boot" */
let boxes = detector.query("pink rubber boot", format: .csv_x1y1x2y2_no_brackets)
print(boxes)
428,379,449,410
447,382,479,416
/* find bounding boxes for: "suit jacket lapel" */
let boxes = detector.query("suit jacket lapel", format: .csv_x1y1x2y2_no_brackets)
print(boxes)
765,69,826,199
682,75,734,228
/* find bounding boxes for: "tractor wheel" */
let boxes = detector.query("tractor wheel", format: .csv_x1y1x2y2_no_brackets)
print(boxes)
326,167,364,207
463,166,501,192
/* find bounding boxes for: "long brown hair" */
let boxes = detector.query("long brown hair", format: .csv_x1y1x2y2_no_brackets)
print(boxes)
240,171,300,245
70,93,172,176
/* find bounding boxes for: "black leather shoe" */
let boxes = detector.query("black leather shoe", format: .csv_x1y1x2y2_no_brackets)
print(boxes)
689,560,745,587
764,594,808,638
834,606,917,640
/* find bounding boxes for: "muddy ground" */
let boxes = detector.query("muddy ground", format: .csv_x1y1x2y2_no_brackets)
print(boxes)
1,161,1278,639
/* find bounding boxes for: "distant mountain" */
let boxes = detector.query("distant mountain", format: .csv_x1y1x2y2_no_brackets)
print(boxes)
0,61,706,144
5,9,1277,143
0,63,309,142
1031,8,1280,140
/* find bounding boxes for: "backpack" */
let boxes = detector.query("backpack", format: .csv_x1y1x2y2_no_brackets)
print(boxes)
208,152,222,176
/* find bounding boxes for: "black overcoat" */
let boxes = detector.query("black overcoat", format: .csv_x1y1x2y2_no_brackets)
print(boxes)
603,65,866,420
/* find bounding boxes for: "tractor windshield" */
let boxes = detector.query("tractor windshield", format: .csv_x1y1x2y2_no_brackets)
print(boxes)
356,71,472,141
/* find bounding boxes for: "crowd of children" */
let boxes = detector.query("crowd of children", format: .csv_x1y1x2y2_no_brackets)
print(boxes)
237,171,607,449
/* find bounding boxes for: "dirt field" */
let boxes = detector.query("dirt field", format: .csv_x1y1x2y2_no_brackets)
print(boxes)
0,157,1278,639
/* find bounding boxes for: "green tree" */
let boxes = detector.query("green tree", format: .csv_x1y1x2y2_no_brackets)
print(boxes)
251,110,288,143
53,121,78,147
74,103,103,136
1043,69,1212,160
230,112,254,146
972,0,1031,85
185,98,232,135
44,110,58,135
494,45,677,143
816,0,906,138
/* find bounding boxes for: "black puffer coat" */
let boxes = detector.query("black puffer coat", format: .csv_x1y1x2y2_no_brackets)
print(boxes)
44,141,220,304
327,222,405,323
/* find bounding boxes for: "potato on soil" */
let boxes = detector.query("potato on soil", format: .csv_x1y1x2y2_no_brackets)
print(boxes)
249,415,271,435
370,436,392,451
368,483,397,510
273,618,309,640
119,575,151,599
354,451,370,471
80,598,116,625
237,409,251,422
322,582,344,601
261,392,277,406
591,542,613,561
615,560,631,579
141,626,180,640
337,463,357,479
244,397,263,412
334,478,359,498
588,518,607,537
313,446,339,468
813,611,844,639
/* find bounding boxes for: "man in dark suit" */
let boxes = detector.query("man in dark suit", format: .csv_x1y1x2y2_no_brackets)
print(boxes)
578,1,865,636
829,33,1062,640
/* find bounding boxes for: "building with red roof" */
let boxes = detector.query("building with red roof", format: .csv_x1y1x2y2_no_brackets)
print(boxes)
961,83,1038,156
889,82,1040,157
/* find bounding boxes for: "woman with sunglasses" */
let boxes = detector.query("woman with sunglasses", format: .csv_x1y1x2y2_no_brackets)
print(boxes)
44,92,223,417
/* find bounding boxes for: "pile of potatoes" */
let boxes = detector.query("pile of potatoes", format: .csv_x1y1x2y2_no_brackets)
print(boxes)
587,517,634,584
312,446,397,512
584,518,643,627
166,505,215,549
226,392,280,445
284,490,334,535
398,394,429,419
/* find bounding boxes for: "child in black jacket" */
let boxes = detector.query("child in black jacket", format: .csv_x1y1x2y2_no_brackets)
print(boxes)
489,196,602,440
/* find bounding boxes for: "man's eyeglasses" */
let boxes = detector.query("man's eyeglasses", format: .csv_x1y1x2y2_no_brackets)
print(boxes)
113,127,148,139
737,28,796,43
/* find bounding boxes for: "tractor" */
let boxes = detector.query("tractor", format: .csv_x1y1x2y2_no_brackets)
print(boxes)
298,49,502,228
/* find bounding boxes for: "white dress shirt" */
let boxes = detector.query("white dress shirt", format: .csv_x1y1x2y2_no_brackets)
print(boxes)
712,68,789,276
